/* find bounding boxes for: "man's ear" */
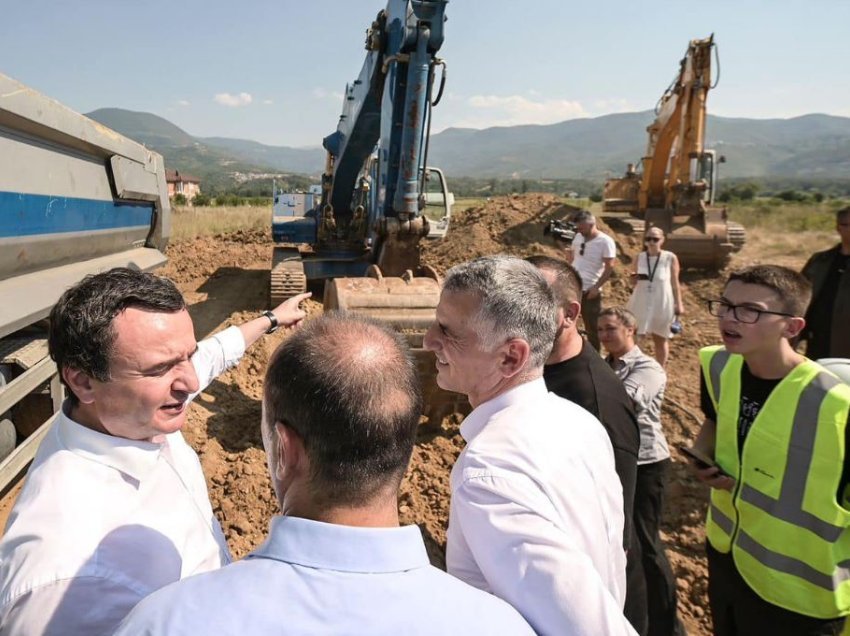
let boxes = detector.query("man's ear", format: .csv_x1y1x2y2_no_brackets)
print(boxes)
62,368,96,404
275,422,306,482
564,300,581,325
499,338,531,378
784,316,806,340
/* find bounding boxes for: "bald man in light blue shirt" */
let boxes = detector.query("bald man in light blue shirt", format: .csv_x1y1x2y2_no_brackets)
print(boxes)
115,313,532,636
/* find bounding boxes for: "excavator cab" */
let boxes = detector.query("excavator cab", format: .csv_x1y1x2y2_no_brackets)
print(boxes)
423,167,453,239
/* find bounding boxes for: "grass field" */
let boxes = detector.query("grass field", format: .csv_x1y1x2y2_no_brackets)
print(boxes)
727,199,845,232
170,205,270,241
171,198,846,251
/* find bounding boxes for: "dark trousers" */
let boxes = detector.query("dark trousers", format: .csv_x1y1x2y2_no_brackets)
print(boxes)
581,290,602,351
624,528,649,635
635,459,685,636
707,543,846,635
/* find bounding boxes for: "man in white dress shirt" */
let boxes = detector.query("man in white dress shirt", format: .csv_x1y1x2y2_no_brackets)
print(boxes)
114,313,533,635
423,255,636,636
0,267,308,636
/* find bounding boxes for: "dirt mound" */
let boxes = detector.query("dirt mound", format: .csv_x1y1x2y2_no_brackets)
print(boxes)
160,229,271,285
166,196,758,634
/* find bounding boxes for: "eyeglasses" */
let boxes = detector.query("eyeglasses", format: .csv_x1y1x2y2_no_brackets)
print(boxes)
579,243,586,256
707,299,795,324
645,237,661,243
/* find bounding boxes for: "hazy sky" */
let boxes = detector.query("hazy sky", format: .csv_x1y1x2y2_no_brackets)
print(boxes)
2,0,848,147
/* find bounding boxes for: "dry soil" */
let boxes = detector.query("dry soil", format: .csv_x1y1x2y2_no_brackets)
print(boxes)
7,195,819,635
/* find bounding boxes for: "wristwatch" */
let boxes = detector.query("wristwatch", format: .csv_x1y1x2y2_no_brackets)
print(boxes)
263,310,279,334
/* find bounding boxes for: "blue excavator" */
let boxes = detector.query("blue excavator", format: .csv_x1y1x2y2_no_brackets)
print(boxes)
271,0,460,423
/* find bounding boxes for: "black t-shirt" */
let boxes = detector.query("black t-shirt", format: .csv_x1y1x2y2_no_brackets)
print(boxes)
700,363,850,501
544,341,641,540
700,363,780,454
806,251,850,359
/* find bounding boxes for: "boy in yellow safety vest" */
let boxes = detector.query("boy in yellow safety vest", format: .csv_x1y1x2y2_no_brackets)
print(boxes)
689,264,850,636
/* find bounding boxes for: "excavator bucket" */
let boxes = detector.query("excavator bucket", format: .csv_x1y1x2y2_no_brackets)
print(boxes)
323,266,470,427
643,208,746,270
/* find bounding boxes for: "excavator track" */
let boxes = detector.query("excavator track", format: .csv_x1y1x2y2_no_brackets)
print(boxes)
727,221,746,252
600,213,645,235
270,248,307,306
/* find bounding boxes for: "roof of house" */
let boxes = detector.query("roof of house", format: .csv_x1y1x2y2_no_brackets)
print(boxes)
165,169,201,184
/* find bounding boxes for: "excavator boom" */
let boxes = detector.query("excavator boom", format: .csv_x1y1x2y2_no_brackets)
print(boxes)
603,35,745,269
270,0,464,426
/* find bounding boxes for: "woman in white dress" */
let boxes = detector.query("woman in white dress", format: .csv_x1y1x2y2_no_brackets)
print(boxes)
626,227,684,367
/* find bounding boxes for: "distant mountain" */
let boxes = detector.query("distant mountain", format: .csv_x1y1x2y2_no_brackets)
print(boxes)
84,107,850,187
198,137,325,175
86,108,196,147
85,108,323,193
427,111,850,179
428,111,651,179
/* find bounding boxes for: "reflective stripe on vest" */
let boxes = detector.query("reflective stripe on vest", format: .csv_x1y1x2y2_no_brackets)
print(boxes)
737,530,850,592
702,346,738,552
705,347,728,407
709,502,734,536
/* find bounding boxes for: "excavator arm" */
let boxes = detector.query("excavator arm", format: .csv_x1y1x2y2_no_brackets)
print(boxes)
319,0,447,275
271,1,464,426
640,35,714,211
602,35,745,269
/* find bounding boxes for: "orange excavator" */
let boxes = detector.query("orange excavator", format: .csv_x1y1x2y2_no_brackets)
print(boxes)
602,34,745,269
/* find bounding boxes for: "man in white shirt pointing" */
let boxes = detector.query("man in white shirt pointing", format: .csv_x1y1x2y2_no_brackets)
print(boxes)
423,255,636,636
0,267,308,636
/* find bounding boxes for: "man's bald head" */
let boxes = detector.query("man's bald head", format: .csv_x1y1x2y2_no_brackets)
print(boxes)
263,312,421,507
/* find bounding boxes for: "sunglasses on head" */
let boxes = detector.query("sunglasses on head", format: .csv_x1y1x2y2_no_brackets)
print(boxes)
645,236,661,243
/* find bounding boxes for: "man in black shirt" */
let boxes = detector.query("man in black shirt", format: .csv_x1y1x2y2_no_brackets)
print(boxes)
800,206,850,359
527,255,646,635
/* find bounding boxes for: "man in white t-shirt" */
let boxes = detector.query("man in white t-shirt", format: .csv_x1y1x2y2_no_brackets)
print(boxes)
567,210,616,350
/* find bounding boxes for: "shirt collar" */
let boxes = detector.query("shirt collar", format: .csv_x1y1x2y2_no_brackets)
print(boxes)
607,344,644,367
57,404,165,482
249,516,430,573
459,377,548,443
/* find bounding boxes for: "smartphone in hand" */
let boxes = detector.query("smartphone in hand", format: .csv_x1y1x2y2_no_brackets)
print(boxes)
678,444,730,477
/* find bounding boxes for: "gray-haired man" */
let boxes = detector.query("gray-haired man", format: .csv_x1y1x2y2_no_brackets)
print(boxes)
424,255,636,635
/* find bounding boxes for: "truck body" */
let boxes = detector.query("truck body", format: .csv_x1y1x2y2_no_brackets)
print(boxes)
602,35,745,269
0,72,170,490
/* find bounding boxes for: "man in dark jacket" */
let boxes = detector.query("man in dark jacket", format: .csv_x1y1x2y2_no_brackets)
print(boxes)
800,206,850,359
527,255,647,635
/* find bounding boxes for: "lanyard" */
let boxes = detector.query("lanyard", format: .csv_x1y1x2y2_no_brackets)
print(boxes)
645,252,661,284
